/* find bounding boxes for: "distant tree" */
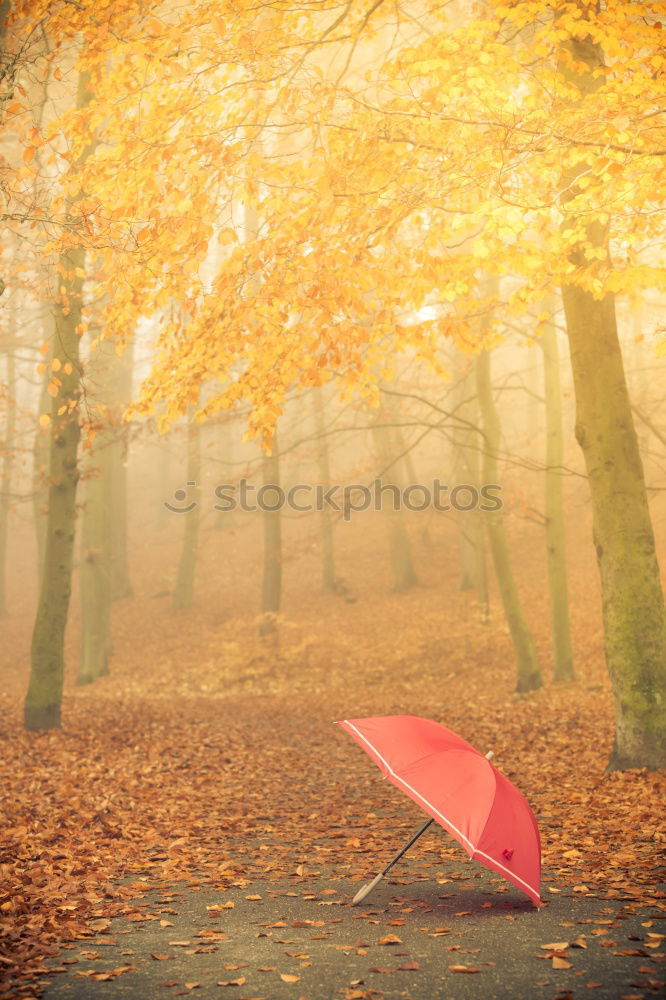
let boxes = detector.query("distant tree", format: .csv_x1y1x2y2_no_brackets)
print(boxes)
0,339,16,617
260,431,282,635
372,404,418,593
476,344,541,693
312,385,336,593
24,72,92,730
541,301,574,682
173,415,201,611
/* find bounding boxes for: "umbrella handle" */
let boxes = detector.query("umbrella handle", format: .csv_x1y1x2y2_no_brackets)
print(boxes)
351,817,434,906
352,872,384,905
351,748,496,904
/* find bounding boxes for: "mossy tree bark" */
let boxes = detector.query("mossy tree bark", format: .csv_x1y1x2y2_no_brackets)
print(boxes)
78,334,117,684
476,347,542,693
560,32,666,769
542,306,574,682
172,415,201,610
313,386,336,592
24,251,84,729
78,440,112,684
24,71,92,730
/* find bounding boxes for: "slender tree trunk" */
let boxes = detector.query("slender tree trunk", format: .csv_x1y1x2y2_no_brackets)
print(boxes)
33,316,53,584
260,432,282,634
173,416,201,609
453,365,488,614
476,348,542,692
312,386,336,592
0,348,16,616
560,32,666,769
110,337,133,599
390,405,432,547
78,438,112,683
24,71,92,731
157,427,173,528
214,415,234,531
78,332,117,683
24,250,84,728
372,413,418,592
542,307,574,681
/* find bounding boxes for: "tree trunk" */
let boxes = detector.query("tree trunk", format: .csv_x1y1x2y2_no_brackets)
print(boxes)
560,32,666,769
110,337,133,599
214,415,235,531
476,348,542,692
24,249,84,729
78,437,112,684
78,332,118,684
24,71,92,731
172,416,201,610
260,432,282,634
452,365,488,614
0,347,16,616
372,413,418,592
542,306,574,681
33,316,53,584
312,386,336,592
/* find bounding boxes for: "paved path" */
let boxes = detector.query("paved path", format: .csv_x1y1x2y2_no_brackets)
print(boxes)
41,864,664,1000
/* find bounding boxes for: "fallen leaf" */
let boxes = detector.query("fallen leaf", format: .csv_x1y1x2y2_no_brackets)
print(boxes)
378,934,402,946
552,957,572,970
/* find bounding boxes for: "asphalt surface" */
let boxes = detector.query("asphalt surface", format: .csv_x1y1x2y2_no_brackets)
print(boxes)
38,862,664,1000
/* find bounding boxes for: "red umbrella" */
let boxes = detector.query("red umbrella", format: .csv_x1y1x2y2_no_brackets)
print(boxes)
338,715,541,907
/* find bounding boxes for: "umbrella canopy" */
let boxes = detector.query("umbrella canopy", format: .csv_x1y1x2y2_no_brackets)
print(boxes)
338,714,541,906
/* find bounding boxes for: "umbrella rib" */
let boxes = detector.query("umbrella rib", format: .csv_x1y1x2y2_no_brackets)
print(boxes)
342,720,540,904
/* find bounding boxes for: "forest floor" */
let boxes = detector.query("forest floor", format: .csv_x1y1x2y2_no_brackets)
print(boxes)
1,510,665,999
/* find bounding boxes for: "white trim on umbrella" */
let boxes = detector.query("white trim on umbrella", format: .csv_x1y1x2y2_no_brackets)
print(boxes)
341,719,540,905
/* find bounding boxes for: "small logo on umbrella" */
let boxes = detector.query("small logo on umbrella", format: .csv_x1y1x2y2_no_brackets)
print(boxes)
502,848,514,861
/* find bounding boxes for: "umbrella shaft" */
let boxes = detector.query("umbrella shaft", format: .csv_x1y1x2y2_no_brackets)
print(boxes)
381,817,434,876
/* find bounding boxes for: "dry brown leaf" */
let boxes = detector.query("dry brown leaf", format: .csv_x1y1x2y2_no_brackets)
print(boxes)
552,956,573,970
